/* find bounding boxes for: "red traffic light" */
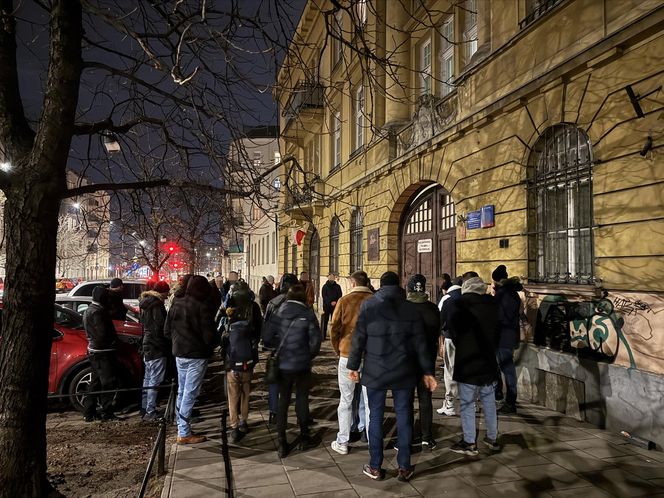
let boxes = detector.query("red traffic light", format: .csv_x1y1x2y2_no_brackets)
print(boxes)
168,245,175,253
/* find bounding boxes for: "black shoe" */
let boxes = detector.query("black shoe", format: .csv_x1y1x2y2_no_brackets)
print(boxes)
239,422,249,434
298,434,317,451
230,428,243,443
360,430,368,444
306,418,316,426
495,392,504,402
100,413,120,422
362,464,385,481
497,404,517,415
483,437,501,452
268,412,277,427
349,430,361,443
421,438,437,450
84,414,98,422
450,439,479,456
397,467,414,482
277,440,289,458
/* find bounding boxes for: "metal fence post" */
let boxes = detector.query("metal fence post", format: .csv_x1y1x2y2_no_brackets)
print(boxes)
157,419,166,476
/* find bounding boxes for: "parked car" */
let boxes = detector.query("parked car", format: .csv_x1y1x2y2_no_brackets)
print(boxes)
55,278,75,294
55,296,140,323
0,303,143,412
66,279,147,306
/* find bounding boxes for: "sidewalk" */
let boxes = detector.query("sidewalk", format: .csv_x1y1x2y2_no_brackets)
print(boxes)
162,343,664,497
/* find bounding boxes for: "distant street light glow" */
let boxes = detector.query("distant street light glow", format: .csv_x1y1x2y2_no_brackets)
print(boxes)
73,202,81,210
0,162,12,172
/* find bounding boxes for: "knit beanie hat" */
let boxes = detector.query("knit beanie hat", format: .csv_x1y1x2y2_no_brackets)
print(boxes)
407,273,426,292
154,281,170,294
110,278,123,289
461,276,488,295
491,265,508,282
380,271,400,287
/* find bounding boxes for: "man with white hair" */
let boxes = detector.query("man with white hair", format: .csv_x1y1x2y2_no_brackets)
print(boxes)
448,274,501,456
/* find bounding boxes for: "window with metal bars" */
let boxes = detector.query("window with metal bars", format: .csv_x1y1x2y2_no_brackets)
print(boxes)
349,209,363,271
406,199,432,234
329,217,340,274
440,193,456,230
527,124,593,284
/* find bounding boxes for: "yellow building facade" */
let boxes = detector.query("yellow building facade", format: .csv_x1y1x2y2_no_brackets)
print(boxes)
276,0,664,443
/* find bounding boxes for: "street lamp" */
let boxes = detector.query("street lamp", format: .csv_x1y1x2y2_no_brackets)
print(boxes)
0,162,12,172
102,132,121,153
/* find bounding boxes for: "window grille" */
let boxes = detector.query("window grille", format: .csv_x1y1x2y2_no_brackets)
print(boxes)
420,38,432,95
520,0,564,29
329,217,340,274
332,10,343,66
440,193,456,230
350,209,363,271
527,124,593,284
406,199,432,234
354,86,365,150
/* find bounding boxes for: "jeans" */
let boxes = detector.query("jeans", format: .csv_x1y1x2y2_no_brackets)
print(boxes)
142,357,167,414
443,338,457,403
496,348,518,406
268,383,279,414
175,357,208,437
277,370,311,441
458,382,498,444
83,351,118,418
416,379,433,440
366,387,413,471
227,370,253,428
321,312,330,340
336,357,355,445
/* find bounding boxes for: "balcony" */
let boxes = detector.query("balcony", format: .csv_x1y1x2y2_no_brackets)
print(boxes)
282,181,324,220
519,0,565,30
281,81,325,145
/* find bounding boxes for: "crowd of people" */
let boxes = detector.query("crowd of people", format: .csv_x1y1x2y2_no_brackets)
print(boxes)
80,263,524,482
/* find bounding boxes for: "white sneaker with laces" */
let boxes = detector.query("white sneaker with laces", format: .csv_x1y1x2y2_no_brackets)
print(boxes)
436,401,456,416
331,440,348,455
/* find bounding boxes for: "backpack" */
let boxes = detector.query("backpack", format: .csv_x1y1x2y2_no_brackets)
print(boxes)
226,319,255,371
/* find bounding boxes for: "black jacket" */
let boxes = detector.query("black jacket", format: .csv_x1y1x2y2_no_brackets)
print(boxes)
139,291,170,361
83,302,118,352
449,292,500,386
347,285,432,390
165,295,217,359
321,281,343,314
262,300,321,373
494,278,523,350
440,285,462,339
223,301,263,371
258,283,277,314
108,289,127,321
407,292,440,374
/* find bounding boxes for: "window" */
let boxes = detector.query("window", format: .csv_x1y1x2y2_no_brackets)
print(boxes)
420,38,432,95
306,137,321,176
439,16,455,96
332,10,343,67
463,0,478,63
355,0,367,27
274,151,281,165
406,198,432,234
354,85,365,150
521,0,564,29
332,111,341,168
291,244,297,274
329,217,340,274
440,192,456,230
272,233,276,264
283,236,289,273
527,124,593,284
349,209,363,271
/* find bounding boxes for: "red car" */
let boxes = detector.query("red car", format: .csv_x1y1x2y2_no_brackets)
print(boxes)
0,304,144,411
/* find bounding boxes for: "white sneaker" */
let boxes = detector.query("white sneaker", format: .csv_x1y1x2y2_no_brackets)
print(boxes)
437,403,456,416
331,441,348,455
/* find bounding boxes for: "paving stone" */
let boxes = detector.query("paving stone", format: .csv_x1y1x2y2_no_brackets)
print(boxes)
288,466,354,495
452,457,523,486
543,486,613,497
566,438,634,459
346,471,422,497
602,455,664,480
167,478,228,497
236,483,296,497
410,474,482,496
281,446,337,471
233,462,289,489
494,448,553,468
171,456,224,480
541,449,616,473
514,463,591,490
579,468,659,497
477,479,545,497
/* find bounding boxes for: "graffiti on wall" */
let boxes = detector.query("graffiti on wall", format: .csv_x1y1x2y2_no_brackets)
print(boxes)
530,291,664,374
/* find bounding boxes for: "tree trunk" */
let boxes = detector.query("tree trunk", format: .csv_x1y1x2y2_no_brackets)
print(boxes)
0,183,61,496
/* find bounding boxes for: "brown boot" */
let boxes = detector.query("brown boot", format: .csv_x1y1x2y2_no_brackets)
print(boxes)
177,434,207,445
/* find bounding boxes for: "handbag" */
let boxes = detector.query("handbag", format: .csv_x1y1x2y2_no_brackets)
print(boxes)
264,322,293,384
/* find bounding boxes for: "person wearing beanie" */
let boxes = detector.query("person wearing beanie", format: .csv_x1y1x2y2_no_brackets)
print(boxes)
108,277,127,321
347,271,437,482
139,281,171,421
406,274,441,450
448,275,501,456
82,286,120,422
492,265,523,414
437,276,463,416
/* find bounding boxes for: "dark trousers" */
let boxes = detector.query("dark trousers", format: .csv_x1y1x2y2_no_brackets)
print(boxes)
416,379,433,440
277,370,311,441
366,387,413,471
83,351,118,418
268,382,279,414
496,348,518,406
321,312,330,340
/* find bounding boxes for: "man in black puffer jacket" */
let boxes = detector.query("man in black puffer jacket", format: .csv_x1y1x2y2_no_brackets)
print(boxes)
139,281,171,421
82,286,119,422
347,272,437,483
406,274,441,450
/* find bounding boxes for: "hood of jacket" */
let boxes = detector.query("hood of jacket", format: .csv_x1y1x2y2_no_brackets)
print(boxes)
350,286,373,294
278,300,312,320
406,291,429,304
461,277,488,295
496,276,523,292
140,290,164,310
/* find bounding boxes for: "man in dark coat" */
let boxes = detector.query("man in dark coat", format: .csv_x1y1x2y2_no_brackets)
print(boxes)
82,286,120,421
448,276,501,456
320,273,342,340
347,271,437,483
108,277,127,321
258,275,277,315
406,274,440,450
437,275,465,416
492,265,523,414
221,271,239,302
139,281,171,421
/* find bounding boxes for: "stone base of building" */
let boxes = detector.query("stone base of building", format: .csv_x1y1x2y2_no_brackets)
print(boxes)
516,344,664,449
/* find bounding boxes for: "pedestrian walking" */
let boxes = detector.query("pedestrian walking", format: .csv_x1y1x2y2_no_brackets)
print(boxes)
448,275,501,456
82,286,120,422
321,273,343,340
492,265,522,415
262,284,322,457
258,275,278,315
165,275,218,445
347,271,437,482
108,277,127,321
299,271,316,307
406,274,440,450
222,280,263,443
262,273,300,425
221,271,239,302
139,280,171,421
329,271,373,456
437,276,463,416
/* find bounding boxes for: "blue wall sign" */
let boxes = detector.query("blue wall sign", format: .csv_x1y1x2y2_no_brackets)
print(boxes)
467,210,481,230
481,204,495,228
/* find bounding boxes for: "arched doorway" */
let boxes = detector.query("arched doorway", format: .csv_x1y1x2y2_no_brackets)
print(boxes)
401,184,456,302
309,229,320,306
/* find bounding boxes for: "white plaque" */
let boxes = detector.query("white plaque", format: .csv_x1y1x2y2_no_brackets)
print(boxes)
417,239,432,253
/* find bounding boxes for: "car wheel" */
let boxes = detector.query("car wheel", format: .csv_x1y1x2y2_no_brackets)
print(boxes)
68,366,93,412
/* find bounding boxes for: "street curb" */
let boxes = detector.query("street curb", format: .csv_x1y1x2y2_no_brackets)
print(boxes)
160,443,178,498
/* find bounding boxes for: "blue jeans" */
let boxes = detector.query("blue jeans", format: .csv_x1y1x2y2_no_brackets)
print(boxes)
366,387,413,471
496,348,518,405
458,382,498,444
142,357,167,414
175,357,208,437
